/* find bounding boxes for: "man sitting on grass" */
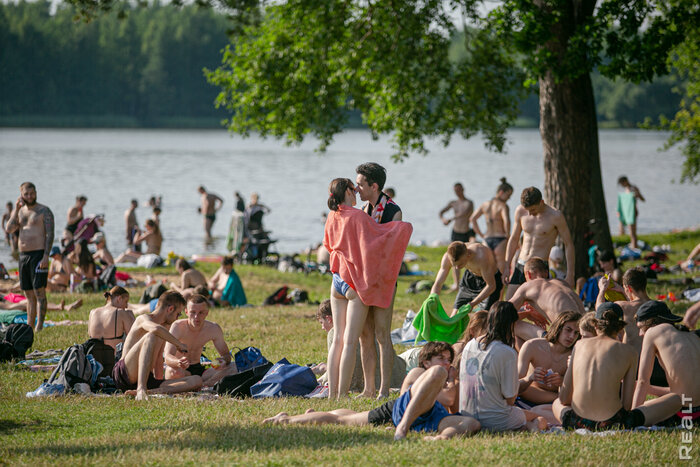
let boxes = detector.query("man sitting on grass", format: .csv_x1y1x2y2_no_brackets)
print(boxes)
111,291,202,400
164,294,238,387
632,301,700,425
552,302,681,430
264,342,481,441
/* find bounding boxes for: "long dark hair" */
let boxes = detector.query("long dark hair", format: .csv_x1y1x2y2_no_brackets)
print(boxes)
328,178,354,211
76,239,95,273
480,301,519,349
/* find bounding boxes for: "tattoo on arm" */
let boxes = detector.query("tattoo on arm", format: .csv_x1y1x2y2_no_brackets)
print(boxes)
41,207,55,253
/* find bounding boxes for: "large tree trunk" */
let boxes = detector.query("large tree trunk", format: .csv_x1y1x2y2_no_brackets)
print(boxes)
539,70,612,281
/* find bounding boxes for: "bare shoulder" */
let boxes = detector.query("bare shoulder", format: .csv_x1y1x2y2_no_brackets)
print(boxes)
204,320,223,335
514,204,527,219
523,337,548,352
35,203,54,216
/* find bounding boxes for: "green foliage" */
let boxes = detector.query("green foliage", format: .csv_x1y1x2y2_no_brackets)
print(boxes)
660,18,700,183
206,0,525,160
0,1,231,125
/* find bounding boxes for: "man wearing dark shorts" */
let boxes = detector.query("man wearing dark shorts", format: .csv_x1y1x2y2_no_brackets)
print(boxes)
439,183,475,243
431,241,502,316
5,182,54,332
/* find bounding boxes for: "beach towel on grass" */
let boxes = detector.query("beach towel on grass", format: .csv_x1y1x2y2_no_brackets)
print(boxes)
0,310,27,325
221,269,247,306
324,205,413,308
412,293,471,344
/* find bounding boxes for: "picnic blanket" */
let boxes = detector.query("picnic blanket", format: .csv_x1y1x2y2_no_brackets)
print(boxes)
324,205,412,308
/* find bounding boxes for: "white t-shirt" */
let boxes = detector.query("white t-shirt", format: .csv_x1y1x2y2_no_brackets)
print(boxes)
459,338,526,431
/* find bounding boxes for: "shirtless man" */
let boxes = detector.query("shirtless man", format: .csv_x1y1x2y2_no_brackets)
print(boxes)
2,201,19,256
111,291,202,400
47,246,74,291
439,182,474,244
208,256,233,304
509,258,584,340
164,294,238,387
355,162,402,398
4,182,54,332
64,195,86,242
518,311,581,407
264,342,481,441
124,199,139,252
169,259,207,295
470,177,513,275
431,241,502,316
596,267,650,355
632,301,700,423
198,186,224,240
552,302,680,430
504,187,574,299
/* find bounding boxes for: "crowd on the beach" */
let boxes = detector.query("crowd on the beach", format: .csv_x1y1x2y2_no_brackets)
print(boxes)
2,167,700,440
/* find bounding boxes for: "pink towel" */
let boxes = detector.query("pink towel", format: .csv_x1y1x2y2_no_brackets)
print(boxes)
324,205,412,308
3,293,26,303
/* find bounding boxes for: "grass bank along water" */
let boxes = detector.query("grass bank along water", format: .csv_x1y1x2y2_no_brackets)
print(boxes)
1,231,698,464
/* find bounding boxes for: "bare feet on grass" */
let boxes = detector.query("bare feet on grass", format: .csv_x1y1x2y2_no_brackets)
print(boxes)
263,412,290,425
124,389,149,401
65,299,83,311
393,424,409,441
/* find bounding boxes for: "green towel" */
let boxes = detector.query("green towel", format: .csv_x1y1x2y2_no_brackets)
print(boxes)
0,310,27,324
617,191,636,225
412,293,471,345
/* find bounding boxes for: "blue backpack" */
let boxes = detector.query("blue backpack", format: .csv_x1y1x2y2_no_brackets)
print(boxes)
250,358,317,398
233,346,269,373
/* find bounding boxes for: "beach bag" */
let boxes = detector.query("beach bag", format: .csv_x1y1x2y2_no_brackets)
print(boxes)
250,358,317,398
98,265,117,289
137,254,164,269
263,286,291,305
0,323,34,361
82,338,115,378
47,344,96,390
289,288,309,304
139,283,168,304
233,346,269,373
214,361,273,397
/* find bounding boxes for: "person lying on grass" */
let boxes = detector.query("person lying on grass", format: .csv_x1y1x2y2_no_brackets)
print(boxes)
552,302,681,430
164,293,238,387
264,341,481,441
111,291,201,400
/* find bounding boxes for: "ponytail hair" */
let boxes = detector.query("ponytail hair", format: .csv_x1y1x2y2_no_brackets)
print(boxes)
497,177,513,194
594,309,627,337
328,178,354,211
104,285,129,302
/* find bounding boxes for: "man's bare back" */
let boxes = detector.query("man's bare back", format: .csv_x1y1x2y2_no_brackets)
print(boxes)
638,324,700,403
201,193,221,216
510,278,584,322
181,269,207,289
566,337,637,420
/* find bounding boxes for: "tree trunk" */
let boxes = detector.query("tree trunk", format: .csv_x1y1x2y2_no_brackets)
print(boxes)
539,70,612,280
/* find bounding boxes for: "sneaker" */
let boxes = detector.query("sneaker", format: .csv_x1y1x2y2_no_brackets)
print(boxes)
306,384,329,399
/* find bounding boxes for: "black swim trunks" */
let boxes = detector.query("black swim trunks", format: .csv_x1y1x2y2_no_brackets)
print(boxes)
509,262,526,286
205,214,216,222
368,399,396,426
111,359,164,392
454,269,503,311
485,236,506,251
188,362,206,377
561,406,644,431
19,250,48,290
451,230,475,242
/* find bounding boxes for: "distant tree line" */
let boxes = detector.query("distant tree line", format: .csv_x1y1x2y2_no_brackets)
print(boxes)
0,1,683,129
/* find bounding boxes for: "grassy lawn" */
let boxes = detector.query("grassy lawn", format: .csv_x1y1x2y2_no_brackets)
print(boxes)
2,230,699,465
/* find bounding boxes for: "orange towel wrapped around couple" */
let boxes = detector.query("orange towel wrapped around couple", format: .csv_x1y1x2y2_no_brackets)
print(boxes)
324,205,413,309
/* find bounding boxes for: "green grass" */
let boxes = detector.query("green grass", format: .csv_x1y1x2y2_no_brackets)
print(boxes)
1,231,698,465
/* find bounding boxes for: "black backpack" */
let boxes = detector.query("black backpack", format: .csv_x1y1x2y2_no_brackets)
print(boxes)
214,361,273,397
82,338,116,378
263,286,291,305
0,323,34,362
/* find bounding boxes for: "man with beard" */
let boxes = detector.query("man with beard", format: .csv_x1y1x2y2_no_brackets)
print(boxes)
4,182,54,332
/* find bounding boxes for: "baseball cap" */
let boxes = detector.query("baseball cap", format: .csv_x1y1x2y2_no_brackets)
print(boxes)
635,300,682,323
595,302,623,320
49,246,62,257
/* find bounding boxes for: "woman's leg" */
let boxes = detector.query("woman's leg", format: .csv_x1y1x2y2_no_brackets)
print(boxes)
327,284,348,399
337,288,369,398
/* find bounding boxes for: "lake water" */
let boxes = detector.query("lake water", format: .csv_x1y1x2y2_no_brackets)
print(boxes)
0,128,697,266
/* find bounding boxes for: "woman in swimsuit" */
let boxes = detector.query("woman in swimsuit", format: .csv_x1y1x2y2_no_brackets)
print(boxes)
324,178,370,399
115,219,163,263
88,286,136,351
470,177,513,275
